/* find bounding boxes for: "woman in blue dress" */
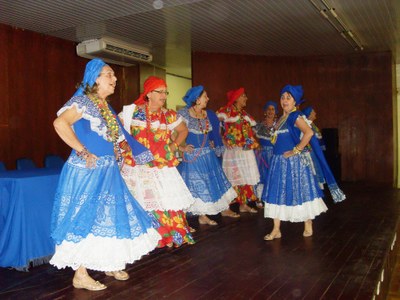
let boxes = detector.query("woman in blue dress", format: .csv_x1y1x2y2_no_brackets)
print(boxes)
262,85,345,240
50,59,161,291
177,86,237,226
254,100,278,201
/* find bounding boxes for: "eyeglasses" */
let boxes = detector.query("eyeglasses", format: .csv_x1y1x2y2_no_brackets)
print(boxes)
151,90,169,96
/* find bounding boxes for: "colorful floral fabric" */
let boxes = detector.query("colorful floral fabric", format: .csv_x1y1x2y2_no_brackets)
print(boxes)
124,105,181,168
216,105,259,150
233,185,258,204
151,210,195,247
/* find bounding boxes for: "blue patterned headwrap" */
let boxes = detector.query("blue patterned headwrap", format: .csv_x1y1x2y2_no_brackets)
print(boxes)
263,100,278,114
73,58,107,96
280,85,304,105
302,106,314,118
183,85,204,107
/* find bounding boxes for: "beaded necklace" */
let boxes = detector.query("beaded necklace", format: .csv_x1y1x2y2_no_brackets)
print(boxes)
271,107,296,144
89,95,120,143
145,103,169,142
182,109,209,163
197,117,210,134
89,95,122,164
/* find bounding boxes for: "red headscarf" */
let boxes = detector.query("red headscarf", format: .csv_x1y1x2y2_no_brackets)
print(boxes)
134,76,167,105
226,87,245,106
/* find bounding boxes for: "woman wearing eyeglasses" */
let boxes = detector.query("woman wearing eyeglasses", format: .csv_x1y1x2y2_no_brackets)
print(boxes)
119,76,195,248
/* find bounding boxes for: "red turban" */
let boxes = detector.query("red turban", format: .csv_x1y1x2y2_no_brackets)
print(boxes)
134,76,167,105
226,87,245,106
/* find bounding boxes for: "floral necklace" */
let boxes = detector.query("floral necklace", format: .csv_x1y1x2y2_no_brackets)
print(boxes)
89,95,122,163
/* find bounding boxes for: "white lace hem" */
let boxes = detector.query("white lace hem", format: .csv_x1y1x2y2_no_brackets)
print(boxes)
264,198,328,222
186,187,237,215
49,229,161,272
121,164,195,211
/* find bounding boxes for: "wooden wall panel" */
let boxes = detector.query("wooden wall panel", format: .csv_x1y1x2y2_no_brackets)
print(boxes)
0,24,9,127
192,51,393,184
0,24,140,169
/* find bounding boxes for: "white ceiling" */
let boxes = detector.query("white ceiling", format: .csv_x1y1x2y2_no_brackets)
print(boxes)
0,0,398,78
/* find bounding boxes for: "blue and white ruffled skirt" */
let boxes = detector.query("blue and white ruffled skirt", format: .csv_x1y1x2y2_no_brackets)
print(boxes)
178,147,237,215
262,152,328,222
50,155,160,271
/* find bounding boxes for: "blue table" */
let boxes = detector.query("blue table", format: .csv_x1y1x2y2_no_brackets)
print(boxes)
0,168,60,270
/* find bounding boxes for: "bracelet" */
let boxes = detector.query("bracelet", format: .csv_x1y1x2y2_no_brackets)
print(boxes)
171,141,179,149
76,146,91,160
295,145,303,152
292,146,301,155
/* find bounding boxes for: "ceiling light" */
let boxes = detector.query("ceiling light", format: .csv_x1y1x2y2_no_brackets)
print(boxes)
309,0,364,51
152,0,164,9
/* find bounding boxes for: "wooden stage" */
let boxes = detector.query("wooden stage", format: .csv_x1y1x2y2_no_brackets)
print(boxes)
0,182,399,299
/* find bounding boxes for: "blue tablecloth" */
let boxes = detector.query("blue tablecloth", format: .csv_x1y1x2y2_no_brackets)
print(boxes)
0,168,60,270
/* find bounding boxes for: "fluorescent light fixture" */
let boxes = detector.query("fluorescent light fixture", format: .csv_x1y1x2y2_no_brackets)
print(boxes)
309,0,364,51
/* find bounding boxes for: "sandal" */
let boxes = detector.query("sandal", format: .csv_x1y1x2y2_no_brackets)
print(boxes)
221,209,240,218
263,231,282,241
198,216,218,226
303,230,313,237
303,220,313,237
105,270,129,281
73,275,107,291
239,205,258,214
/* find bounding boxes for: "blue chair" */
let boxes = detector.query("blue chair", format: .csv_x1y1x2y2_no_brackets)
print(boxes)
16,158,37,170
44,154,64,169
0,161,6,172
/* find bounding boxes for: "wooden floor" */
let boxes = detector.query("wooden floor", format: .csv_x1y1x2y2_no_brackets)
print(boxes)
0,182,399,300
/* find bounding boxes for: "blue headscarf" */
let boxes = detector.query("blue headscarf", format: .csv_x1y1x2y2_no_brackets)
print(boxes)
73,58,107,96
298,98,306,106
280,85,304,105
183,85,204,107
263,100,278,114
302,106,314,118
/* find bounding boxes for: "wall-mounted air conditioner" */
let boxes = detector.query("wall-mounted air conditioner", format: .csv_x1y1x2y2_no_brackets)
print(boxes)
76,37,153,66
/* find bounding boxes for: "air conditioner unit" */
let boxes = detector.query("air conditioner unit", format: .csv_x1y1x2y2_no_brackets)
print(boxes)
76,37,153,66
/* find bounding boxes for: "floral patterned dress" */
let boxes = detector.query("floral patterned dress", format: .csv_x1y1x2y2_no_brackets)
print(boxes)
120,104,195,248
216,105,260,204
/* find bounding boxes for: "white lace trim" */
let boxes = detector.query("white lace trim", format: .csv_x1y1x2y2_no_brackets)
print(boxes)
129,115,183,131
186,187,237,215
217,113,256,126
264,198,328,222
50,229,161,272
57,97,123,142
